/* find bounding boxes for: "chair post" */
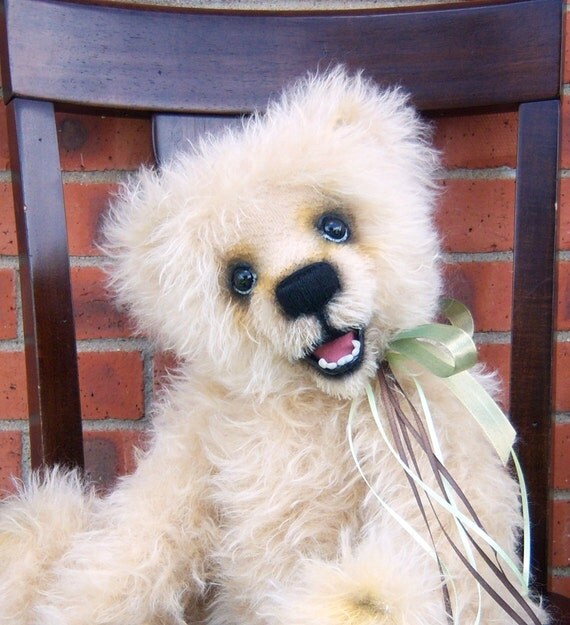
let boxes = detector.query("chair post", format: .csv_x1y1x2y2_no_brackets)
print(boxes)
6,97,84,470
511,99,560,591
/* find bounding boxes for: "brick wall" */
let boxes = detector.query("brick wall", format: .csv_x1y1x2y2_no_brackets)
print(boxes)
0,5,568,598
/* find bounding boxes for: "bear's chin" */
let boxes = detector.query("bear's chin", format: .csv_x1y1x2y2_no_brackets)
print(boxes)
308,354,379,401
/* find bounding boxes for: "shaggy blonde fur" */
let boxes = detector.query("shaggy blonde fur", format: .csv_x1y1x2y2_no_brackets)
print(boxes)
0,69,545,625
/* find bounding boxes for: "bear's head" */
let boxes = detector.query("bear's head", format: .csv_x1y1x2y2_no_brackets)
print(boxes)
103,69,442,400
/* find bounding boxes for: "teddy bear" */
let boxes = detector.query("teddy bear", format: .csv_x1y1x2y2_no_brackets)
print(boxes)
0,68,545,625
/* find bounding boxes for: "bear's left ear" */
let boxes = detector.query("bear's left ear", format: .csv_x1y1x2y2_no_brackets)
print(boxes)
326,71,387,130
278,67,432,158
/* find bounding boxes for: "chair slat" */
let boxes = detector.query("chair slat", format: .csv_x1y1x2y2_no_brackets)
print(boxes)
6,98,84,470
510,99,560,591
0,0,562,113
152,114,241,164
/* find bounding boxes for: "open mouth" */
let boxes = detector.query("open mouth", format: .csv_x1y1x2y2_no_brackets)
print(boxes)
306,328,364,377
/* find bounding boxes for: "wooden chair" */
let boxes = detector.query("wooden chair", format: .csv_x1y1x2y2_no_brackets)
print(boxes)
0,0,567,618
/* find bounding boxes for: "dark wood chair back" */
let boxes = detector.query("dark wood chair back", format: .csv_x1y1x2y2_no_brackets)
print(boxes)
0,0,565,614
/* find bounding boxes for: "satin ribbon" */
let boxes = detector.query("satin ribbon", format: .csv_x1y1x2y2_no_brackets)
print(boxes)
348,299,535,625
386,299,516,466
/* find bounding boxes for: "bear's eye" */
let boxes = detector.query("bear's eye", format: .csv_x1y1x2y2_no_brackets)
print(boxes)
230,264,257,296
316,214,351,243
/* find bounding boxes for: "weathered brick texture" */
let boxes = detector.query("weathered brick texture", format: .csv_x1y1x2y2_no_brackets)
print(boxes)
437,179,515,253
0,431,21,494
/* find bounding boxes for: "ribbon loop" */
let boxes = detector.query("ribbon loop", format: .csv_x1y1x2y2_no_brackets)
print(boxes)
441,297,475,336
387,299,477,378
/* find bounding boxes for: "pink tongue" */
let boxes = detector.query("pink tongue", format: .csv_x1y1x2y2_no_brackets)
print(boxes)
313,331,356,362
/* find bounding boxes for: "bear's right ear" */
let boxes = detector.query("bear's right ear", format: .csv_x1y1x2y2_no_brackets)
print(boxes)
102,153,230,360
101,164,197,353
100,166,163,328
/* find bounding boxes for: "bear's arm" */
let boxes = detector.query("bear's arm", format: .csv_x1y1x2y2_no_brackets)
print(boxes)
35,399,217,625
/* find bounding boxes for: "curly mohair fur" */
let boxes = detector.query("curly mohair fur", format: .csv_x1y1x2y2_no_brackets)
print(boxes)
0,68,546,625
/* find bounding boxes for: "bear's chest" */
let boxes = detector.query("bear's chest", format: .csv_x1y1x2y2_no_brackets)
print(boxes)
199,393,469,581
203,411,367,570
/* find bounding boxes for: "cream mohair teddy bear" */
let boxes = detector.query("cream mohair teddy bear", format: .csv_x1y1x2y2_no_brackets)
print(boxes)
0,69,545,625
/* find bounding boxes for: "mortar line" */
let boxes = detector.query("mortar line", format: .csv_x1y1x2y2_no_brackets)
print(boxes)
61,170,137,184
76,337,149,351
69,256,109,267
0,420,27,431
443,251,513,262
473,331,511,344
0,256,19,268
82,419,150,431
439,167,516,180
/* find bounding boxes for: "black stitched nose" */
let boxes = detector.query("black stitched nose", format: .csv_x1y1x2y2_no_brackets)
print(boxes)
275,261,341,319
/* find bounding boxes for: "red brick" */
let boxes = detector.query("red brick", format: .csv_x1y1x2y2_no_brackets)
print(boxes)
0,431,22,496
561,96,570,170
64,183,117,256
0,102,11,170
0,268,17,339
553,422,570,491
56,112,153,171
555,342,570,412
444,261,513,332
71,266,134,339
565,11,570,85
438,179,515,253
550,574,570,598
0,182,17,254
0,352,27,419
433,110,518,169
559,179,570,251
558,261,570,332
84,429,146,491
552,499,570,568
476,342,510,409
153,350,180,395
78,351,144,420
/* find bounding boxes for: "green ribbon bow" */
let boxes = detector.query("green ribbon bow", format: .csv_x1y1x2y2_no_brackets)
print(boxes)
385,298,516,465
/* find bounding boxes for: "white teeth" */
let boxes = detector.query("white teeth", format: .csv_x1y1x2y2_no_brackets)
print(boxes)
318,358,338,370
315,337,362,371
317,343,362,370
